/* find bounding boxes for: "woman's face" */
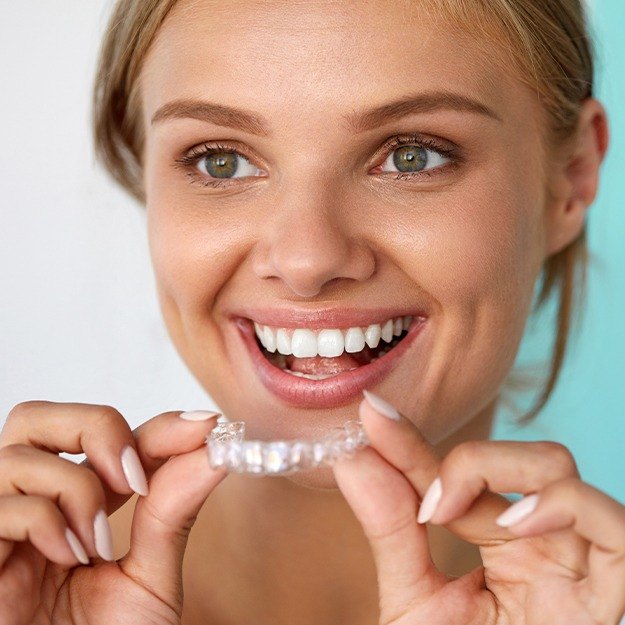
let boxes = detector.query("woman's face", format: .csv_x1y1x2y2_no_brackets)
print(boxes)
140,0,554,465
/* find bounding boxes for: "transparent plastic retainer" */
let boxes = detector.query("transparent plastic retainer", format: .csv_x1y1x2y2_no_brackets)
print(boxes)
206,417,369,476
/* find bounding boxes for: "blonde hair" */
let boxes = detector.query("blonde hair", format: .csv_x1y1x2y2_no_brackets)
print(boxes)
92,0,595,423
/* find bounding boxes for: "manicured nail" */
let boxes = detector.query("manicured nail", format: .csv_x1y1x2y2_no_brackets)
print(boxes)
120,445,149,496
93,509,114,562
65,527,89,565
362,390,401,421
179,410,221,421
495,494,539,527
417,477,443,524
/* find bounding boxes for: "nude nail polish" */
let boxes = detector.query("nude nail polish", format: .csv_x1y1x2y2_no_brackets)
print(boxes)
362,390,401,421
417,477,443,523
93,509,114,562
495,494,539,527
179,410,221,421
65,527,89,565
120,445,149,496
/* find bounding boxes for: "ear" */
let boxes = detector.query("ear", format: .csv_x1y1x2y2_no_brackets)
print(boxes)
545,98,609,256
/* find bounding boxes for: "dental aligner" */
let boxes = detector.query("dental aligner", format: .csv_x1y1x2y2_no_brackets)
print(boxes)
206,418,369,476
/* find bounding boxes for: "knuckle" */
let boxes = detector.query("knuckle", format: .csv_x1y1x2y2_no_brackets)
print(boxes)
90,405,126,431
536,441,578,477
447,440,486,468
5,401,44,426
553,476,585,501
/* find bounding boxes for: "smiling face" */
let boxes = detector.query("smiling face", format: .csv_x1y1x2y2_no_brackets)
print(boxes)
139,0,552,464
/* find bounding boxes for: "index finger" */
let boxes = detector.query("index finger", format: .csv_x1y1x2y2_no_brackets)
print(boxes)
2,401,143,500
359,392,512,544
2,401,219,515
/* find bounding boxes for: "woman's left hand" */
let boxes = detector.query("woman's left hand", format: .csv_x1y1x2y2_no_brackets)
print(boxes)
333,392,625,625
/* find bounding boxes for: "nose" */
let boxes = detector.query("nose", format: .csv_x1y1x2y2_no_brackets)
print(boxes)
252,184,376,298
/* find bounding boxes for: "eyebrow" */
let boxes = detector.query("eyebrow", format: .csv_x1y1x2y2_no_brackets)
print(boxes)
150,91,502,135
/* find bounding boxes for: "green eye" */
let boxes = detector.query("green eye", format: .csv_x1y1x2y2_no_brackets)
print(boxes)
197,150,262,179
382,144,450,175
203,152,238,178
393,146,428,172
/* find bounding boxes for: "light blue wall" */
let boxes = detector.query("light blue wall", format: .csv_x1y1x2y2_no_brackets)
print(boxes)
493,0,625,503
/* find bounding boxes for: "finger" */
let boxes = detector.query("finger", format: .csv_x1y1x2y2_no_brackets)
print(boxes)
359,392,511,544
118,439,227,614
0,444,109,561
2,401,148,501
333,445,446,618
427,440,580,525
95,409,221,515
0,495,89,568
495,478,625,625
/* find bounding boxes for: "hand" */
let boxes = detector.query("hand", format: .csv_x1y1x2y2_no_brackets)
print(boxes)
333,392,625,625
0,401,226,625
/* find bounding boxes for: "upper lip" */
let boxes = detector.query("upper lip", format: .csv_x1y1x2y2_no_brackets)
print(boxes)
230,306,429,329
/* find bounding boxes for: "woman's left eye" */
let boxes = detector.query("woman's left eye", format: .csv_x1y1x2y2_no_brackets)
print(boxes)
378,143,451,176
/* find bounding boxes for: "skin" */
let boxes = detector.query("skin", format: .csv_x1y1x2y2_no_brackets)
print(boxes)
0,1,620,625
142,0,547,455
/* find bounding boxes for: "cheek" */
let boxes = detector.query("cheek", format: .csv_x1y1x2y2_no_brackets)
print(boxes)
391,162,546,319
145,185,251,315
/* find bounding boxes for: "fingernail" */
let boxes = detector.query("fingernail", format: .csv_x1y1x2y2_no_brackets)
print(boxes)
495,494,539,527
65,527,89,565
362,390,401,421
93,509,114,562
120,445,149,496
179,410,221,421
417,477,443,524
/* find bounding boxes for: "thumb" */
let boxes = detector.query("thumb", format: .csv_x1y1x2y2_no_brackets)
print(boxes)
118,422,227,612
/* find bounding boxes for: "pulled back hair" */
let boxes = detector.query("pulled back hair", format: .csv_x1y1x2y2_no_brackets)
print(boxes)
92,0,595,423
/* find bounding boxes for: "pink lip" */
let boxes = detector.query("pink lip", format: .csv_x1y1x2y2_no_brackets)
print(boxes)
234,315,428,409
229,306,429,330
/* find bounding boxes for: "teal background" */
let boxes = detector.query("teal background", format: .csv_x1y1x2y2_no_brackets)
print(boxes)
492,0,625,503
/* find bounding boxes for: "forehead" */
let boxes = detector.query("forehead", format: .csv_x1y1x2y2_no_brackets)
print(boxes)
140,0,534,132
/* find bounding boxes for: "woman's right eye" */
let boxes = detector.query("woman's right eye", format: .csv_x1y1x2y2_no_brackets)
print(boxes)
196,150,264,180
174,142,266,187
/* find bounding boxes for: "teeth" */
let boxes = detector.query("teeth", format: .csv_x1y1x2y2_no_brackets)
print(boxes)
344,327,366,353
317,329,344,358
276,328,292,355
283,370,339,380
381,319,394,343
393,318,403,336
263,325,277,353
291,329,318,358
364,323,381,349
254,315,414,357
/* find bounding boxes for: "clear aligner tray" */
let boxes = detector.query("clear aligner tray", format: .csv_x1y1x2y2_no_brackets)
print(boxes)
206,418,369,476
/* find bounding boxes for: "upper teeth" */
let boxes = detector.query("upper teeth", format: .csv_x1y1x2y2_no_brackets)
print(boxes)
253,316,412,357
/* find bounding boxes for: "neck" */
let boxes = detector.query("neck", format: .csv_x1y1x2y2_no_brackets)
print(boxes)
182,401,497,625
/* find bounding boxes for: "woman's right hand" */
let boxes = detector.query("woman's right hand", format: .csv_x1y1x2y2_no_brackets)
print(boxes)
0,401,226,625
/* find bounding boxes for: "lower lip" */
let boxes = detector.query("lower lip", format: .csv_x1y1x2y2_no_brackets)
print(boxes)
235,317,427,408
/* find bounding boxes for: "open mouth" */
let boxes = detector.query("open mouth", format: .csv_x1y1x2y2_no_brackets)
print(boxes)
254,316,414,380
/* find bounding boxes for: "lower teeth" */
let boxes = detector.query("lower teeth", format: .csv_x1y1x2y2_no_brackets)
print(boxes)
283,369,359,380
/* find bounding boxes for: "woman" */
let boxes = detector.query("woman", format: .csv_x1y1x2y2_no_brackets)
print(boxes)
0,0,623,623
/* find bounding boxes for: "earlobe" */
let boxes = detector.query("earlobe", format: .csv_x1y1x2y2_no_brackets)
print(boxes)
546,98,609,257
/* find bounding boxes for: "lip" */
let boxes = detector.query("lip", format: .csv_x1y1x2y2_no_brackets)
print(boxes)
234,313,428,409
230,306,429,330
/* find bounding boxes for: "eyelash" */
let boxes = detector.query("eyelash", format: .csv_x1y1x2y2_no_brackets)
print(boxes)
173,134,461,189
